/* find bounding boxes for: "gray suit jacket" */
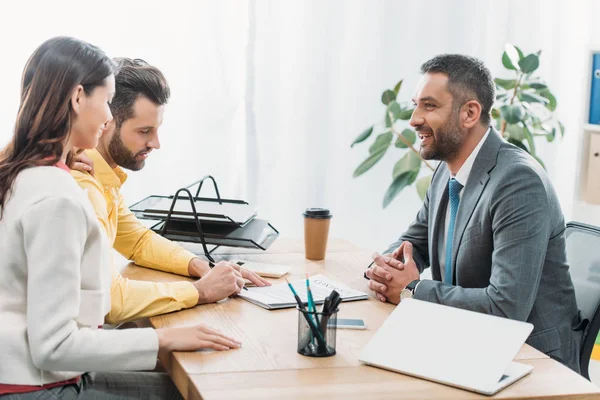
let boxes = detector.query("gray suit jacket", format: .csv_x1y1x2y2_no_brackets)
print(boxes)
385,128,583,372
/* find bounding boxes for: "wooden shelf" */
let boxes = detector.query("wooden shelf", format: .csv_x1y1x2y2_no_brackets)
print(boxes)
584,123,600,132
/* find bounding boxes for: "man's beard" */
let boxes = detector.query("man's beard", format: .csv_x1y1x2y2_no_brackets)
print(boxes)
108,127,148,171
418,110,464,162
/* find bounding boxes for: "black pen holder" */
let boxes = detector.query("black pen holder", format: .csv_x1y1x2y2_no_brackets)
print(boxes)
297,306,338,357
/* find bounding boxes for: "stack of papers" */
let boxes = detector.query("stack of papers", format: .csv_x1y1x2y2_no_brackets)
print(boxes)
238,274,368,310
233,261,292,278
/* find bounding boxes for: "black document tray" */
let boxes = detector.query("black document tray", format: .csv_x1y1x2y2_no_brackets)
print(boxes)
129,175,279,262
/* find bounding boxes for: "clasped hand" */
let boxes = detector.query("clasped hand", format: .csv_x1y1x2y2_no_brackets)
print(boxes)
365,241,420,305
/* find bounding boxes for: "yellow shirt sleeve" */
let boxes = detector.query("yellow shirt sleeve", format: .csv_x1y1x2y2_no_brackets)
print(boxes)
106,263,198,324
113,192,196,277
72,171,199,324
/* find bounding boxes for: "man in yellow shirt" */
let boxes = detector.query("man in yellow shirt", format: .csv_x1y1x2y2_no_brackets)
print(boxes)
72,58,268,325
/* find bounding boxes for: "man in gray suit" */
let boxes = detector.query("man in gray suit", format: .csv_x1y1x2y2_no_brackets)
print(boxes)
365,54,584,372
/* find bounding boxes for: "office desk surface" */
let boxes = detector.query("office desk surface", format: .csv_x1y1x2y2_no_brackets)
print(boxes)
121,239,599,400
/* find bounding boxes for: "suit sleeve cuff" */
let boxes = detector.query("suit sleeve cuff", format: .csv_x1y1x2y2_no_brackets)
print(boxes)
412,279,435,301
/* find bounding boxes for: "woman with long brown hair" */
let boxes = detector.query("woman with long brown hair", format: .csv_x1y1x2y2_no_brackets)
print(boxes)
0,37,240,399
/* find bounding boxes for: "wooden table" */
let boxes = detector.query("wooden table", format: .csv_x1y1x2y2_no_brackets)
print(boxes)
121,239,600,400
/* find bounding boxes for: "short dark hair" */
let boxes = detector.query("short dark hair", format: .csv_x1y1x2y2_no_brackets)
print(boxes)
110,58,170,127
420,54,494,125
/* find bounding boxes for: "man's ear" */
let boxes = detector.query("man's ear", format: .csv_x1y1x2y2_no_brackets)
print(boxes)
462,100,482,129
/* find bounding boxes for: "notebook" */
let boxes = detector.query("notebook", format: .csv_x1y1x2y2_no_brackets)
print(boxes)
238,274,368,310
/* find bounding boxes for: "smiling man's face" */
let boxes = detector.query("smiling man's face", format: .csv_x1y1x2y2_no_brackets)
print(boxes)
409,72,466,162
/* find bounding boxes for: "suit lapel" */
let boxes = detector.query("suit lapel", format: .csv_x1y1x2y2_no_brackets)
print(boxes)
450,129,503,282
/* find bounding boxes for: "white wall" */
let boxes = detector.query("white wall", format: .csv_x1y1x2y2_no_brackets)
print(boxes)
1,0,599,252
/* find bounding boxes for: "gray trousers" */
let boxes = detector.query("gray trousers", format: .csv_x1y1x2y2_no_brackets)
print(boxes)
0,372,183,400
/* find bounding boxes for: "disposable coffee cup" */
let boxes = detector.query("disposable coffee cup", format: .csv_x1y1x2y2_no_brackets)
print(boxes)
303,208,332,260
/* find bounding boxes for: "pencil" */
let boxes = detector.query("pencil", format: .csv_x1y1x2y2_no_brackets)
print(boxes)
306,273,316,313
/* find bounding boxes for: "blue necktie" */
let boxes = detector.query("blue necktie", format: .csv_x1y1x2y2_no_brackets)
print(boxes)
445,178,463,284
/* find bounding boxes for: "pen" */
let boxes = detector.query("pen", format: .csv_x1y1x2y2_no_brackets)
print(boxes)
319,290,340,337
363,260,374,280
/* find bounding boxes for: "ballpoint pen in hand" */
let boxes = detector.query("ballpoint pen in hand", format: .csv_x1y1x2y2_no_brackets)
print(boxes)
208,260,248,291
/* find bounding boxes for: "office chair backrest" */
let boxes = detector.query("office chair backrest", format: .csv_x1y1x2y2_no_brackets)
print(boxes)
566,221,600,379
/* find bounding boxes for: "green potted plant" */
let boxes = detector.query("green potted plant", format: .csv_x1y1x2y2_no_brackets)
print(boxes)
351,44,564,207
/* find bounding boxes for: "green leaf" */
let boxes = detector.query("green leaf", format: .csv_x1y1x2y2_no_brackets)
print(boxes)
493,118,502,131
546,127,556,142
385,112,392,128
520,102,534,113
518,54,540,74
502,52,515,70
533,155,546,169
538,89,557,111
506,124,525,141
523,123,536,154
514,46,525,60
528,82,547,90
518,91,549,104
416,174,432,201
508,138,529,153
381,90,397,105
502,44,521,71
353,147,388,178
393,80,403,95
383,171,419,208
529,114,542,129
395,129,416,148
369,132,393,154
494,78,517,90
393,151,421,179
351,126,373,147
397,107,414,120
387,101,401,120
491,108,501,119
558,121,565,137
500,104,525,124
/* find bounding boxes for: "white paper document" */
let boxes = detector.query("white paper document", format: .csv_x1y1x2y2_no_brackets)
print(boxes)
232,261,292,278
238,274,368,310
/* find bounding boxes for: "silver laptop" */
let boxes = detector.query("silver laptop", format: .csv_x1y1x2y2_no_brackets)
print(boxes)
359,299,534,395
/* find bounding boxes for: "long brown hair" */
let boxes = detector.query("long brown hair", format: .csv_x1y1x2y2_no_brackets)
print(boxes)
0,37,114,216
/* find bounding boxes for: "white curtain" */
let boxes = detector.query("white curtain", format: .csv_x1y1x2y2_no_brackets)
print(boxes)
249,0,599,248
0,0,598,250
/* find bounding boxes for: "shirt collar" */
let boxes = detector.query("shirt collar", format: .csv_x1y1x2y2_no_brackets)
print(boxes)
55,161,70,173
452,127,491,187
86,149,128,189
